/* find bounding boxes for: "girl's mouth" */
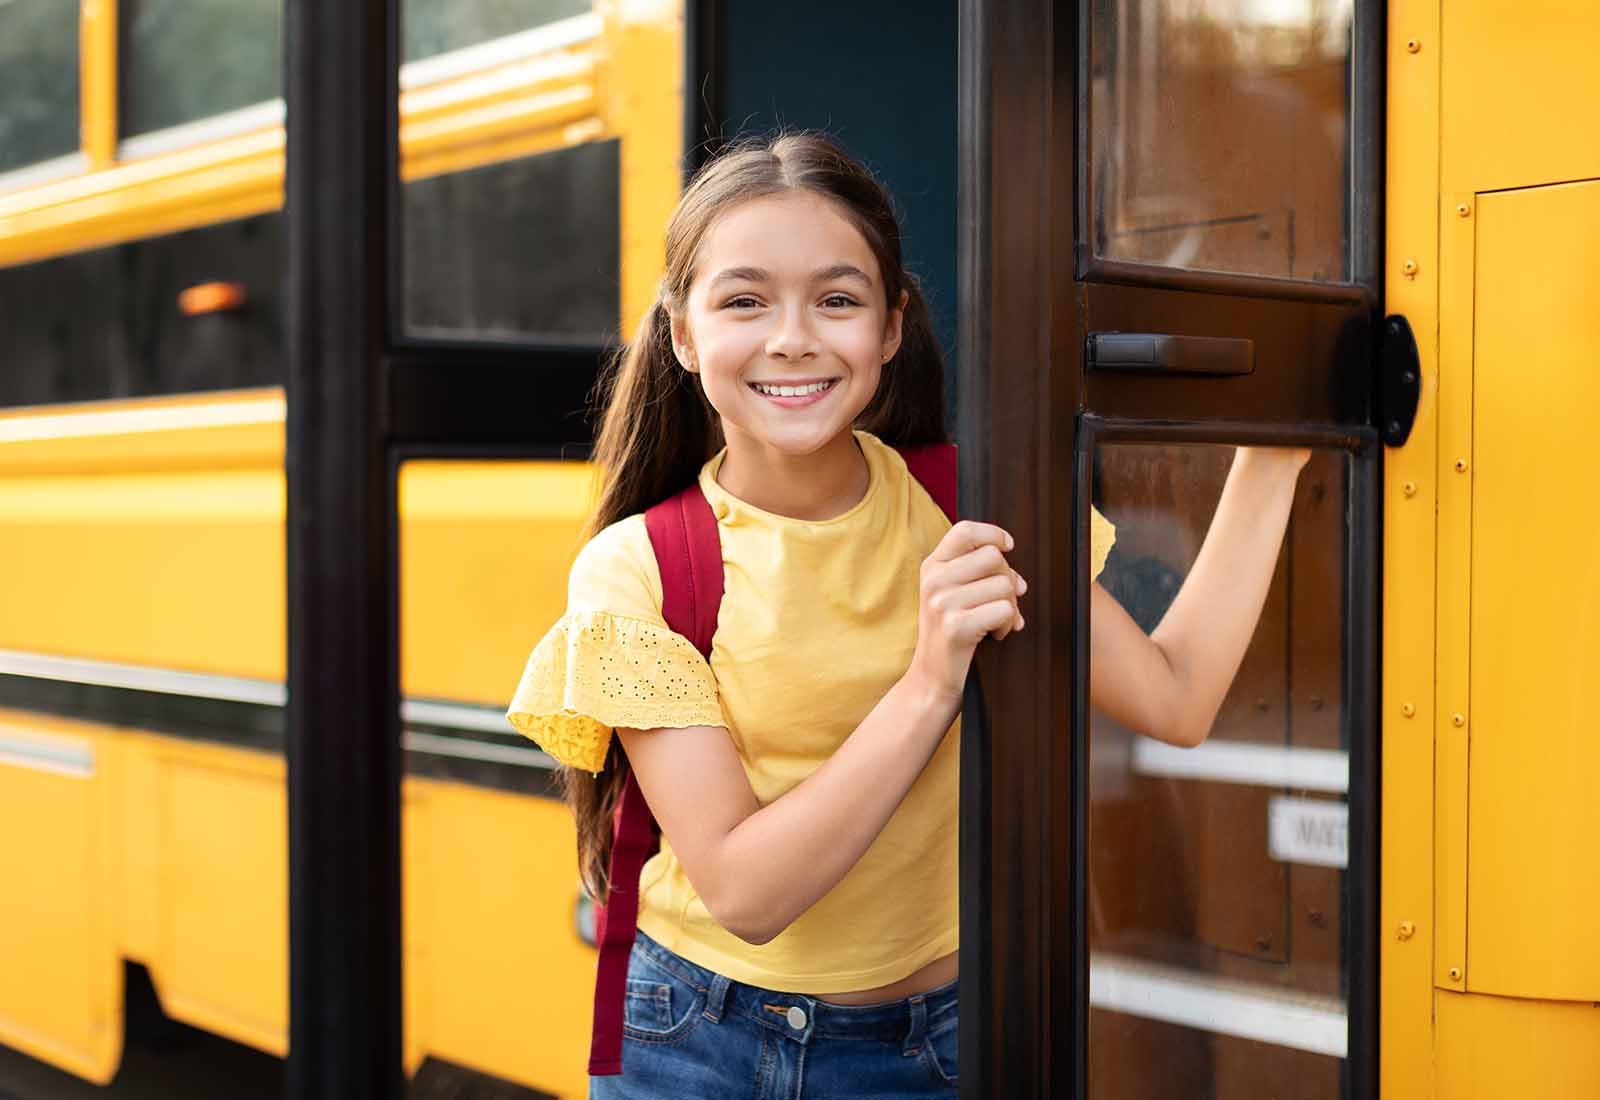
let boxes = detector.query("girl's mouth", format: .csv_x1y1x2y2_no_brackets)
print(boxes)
748,378,840,407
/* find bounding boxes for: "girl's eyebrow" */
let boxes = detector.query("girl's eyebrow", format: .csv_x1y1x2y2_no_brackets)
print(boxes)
813,263,873,286
708,266,768,287
706,263,874,288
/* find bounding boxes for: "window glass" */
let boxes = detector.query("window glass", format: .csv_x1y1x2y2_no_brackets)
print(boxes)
0,214,283,407
402,140,619,344
0,0,81,175
1089,0,1355,281
120,0,281,139
403,0,591,61
1088,442,1357,1098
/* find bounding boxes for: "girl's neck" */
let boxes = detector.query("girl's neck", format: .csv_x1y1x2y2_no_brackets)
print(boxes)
715,429,870,521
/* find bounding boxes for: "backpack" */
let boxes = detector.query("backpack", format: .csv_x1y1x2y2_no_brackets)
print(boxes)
588,443,958,1075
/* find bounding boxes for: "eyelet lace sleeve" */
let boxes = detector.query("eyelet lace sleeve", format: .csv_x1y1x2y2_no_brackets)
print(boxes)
505,610,724,773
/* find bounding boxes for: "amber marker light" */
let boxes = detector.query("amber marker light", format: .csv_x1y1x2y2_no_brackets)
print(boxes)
178,282,249,316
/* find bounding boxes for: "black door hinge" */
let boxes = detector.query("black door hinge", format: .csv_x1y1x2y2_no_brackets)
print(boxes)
1380,315,1421,447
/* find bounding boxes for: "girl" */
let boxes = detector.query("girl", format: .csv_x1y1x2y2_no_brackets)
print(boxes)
507,133,1307,1098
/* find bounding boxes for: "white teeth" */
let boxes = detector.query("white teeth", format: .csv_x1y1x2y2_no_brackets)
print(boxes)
753,380,833,397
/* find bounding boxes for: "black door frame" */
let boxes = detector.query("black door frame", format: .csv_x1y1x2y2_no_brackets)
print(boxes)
286,0,723,1092
959,1,1384,1096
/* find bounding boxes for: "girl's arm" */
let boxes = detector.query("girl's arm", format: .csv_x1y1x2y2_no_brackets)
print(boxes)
1089,446,1309,748
618,520,1022,946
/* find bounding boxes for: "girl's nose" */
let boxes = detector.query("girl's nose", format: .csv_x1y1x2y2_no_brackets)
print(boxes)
765,307,820,360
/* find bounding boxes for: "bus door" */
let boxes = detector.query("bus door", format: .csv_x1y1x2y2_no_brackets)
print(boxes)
961,1,1384,1097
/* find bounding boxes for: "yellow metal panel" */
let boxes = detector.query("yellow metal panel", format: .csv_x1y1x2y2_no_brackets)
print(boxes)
1440,1,1600,195
0,388,284,476
0,395,604,704
409,778,592,1100
1466,179,1600,1001
117,731,163,965
80,0,118,169
1434,187,1475,992
0,468,286,681
1437,991,1600,1097
152,743,288,1055
0,711,122,1083
399,461,594,705
1381,0,1440,1093
0,128,286,268
598,0,684,336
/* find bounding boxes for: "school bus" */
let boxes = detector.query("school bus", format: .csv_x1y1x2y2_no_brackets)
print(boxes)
0,1,1596,1098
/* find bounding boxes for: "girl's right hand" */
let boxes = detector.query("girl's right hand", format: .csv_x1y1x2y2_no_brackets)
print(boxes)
908,521,1027,704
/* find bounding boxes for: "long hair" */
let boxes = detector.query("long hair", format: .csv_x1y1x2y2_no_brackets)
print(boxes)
567,132,949,901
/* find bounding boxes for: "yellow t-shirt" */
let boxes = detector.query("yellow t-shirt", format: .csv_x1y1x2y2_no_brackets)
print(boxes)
507,430,1115,993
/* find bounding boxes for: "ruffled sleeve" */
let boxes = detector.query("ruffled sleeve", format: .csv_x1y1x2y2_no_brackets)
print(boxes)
1090,505,1117,581
505,515,724,772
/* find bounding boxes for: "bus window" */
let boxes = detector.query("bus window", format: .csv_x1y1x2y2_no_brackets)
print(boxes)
396,3,623,343
119,0,282,146
404,0,592,61
0,0,80,179
1088,0,1354,282
1088,441,1354,1100
0,215,284,407
402,141,620,345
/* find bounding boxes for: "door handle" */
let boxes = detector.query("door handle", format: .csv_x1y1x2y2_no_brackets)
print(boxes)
1086,332,1254,376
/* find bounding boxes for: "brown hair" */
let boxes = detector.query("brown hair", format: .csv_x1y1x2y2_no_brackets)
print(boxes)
566,132,948,900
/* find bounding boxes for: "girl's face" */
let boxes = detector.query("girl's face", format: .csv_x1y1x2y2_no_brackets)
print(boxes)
670,192,905,459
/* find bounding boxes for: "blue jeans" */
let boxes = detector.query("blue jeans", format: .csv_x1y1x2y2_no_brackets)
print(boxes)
590,930,959,1099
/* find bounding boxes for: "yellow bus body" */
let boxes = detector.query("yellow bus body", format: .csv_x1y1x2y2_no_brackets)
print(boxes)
0,390,599,1096
1383,0,1600,1094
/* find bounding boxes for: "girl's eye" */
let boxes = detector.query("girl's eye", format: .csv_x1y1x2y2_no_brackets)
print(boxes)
821,294,859,309
723,295,762,309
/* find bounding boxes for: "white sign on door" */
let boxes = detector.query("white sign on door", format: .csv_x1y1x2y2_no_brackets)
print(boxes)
1268,795,1348,869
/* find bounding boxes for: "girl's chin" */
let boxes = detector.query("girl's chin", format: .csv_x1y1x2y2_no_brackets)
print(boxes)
727,417,857,458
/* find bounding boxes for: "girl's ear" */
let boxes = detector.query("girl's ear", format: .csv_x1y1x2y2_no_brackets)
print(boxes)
666,306,698,373
881,289,909,363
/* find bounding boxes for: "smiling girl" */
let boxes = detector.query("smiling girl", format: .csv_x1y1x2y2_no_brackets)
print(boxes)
508,134,1307,1098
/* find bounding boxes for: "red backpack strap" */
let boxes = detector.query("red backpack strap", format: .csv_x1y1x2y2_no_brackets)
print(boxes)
644,484,724,659
898,442,958,522
588,483,722,1076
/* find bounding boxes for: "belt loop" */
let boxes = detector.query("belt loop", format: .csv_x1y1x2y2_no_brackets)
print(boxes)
703,973,731,1023
902,994,929,1056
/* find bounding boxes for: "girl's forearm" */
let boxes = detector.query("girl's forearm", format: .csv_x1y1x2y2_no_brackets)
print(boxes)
1145,449,1303,746
705,670,959,945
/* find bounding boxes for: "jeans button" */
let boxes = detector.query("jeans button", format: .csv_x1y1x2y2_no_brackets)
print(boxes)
786,1006,808,1030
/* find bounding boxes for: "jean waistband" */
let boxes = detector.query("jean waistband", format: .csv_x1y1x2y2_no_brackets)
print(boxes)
633,930,957,1047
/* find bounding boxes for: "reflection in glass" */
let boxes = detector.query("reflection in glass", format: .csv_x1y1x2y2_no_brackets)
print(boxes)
0,0,80,175
403,0,591,61
1088,443,1351,1100
1089,0,1355,281
120,0,281,138
397,458,596,1098
403,140,619,344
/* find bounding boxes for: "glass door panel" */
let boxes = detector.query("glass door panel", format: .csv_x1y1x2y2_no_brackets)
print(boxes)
1088,0,1356,282
1085,439,1364,1100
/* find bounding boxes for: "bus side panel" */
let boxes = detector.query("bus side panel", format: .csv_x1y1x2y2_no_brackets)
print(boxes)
0,714,123,1082
1466,179,1600,1002
1436,991,1600,1096
409,779,592,1100
136,737,288,1056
